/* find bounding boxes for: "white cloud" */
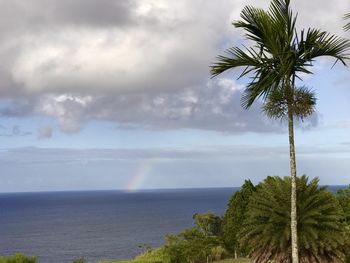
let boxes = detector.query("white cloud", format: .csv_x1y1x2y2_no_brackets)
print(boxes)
0,0,347,133
9,78,282,133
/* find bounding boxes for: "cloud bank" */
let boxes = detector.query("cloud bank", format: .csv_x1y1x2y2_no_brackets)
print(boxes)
0,0,347,133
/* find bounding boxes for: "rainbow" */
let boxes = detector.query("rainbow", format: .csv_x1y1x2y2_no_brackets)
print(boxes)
125,163,152,191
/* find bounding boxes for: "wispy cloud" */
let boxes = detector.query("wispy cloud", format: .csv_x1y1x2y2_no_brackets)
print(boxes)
0,145,349,192
0,125,31,137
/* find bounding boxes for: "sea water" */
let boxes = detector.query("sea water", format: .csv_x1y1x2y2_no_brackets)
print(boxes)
0,188,236,262
0,186,346,263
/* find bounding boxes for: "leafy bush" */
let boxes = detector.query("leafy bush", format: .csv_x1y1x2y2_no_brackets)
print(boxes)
241,176,348,262
337,185,350,223
165,228,223,263
0,253,36,263
336,185,350,262
222,180,255,257
210,245,226,261
72,258,85,263
133,247,170,263
100,248,170,263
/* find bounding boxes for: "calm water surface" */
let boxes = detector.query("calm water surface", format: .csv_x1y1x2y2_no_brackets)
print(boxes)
0,186,345,262
0,188,236,263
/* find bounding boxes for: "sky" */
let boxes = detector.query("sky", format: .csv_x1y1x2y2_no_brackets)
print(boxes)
0,0,350,192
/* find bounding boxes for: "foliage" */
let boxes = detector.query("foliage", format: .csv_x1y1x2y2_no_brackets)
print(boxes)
263,86,316,120
0,253,36,263
164,228,221,263
137,244,153,255
104,212,225,263
133,247,170,263
211,246,226,261
106,258,249,263
336,185,350,223
193,212,222,237
213,260,249,263
211,0,350,109
336,185,350,262
163,212,224,263
72,258,84,263
100,248,170,263
241,176,348,262
222,180,255,257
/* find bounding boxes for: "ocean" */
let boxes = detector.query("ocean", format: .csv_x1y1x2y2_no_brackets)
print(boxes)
0,186,346,263
0,188,236,263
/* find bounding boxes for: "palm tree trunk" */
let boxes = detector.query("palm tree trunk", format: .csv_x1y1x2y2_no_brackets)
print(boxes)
287,91,299,263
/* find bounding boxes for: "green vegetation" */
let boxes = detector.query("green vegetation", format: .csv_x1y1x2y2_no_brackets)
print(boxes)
102,255,248,263
222,180,255,257
241,176,348,262
214,260,249,263
100,248,170,263
336,185,350,262
162,212,223,263
211,0,350,261
0,253,36,263
72,258,85,263
337,185,350,223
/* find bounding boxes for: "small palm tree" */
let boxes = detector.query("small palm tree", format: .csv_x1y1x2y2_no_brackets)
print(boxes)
241,176,348,263
211,1,350,262
263,86,316,121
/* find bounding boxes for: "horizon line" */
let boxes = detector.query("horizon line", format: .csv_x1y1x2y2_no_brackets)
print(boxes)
0,184,348,195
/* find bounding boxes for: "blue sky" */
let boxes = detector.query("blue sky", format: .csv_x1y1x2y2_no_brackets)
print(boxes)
0,0,350,192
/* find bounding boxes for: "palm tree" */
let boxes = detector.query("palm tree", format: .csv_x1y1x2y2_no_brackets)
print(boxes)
210,0,350,262
240,176,348,262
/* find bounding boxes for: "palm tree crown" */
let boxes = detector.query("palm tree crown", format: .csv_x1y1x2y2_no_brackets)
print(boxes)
211,0,350,108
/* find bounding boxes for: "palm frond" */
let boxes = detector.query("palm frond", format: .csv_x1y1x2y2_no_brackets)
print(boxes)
298,29,350,68
211,0,350,116
210,46,264,78
233,6,272,48
344,13,350,31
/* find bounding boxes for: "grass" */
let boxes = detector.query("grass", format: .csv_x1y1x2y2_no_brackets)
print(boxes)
101,259,249,263
0,253,37,263
214,259,250,263
99,246,250,263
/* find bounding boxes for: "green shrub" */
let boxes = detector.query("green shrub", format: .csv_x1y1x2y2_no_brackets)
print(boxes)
0,253,36,263
211,245,226,261
133,247,170,263
72,258,85,263
100,248,170,263
337,185,350,224
222,180,255,257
